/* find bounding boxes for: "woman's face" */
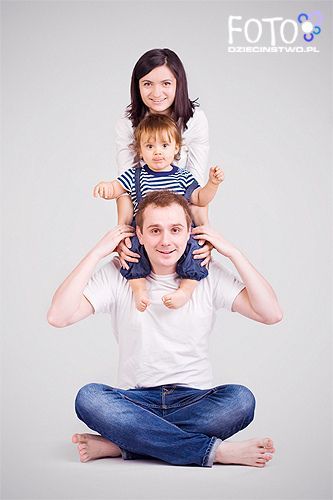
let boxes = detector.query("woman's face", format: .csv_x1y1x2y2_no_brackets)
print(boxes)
139,65,177,115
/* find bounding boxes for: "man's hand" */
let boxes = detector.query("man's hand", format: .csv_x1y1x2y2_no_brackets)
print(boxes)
93,181,114,199
93,225,135,260
208,166,224,185
47,224,135,328
192,225,236,259
192,241,214,267
116,238,140,270
193,225,282,324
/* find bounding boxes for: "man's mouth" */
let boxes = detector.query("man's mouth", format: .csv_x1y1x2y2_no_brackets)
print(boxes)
157,249,176,255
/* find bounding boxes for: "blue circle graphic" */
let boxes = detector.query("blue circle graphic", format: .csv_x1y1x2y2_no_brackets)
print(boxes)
298,13,308,23
304,33,314,42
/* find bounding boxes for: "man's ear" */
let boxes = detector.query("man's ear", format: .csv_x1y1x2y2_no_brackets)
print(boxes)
136,225,144,244
187,226,192,242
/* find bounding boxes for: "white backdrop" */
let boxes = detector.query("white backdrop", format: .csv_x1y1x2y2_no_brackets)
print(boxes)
2,1,332,499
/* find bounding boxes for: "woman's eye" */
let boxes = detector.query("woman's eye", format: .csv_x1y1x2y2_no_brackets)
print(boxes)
163,82,171,86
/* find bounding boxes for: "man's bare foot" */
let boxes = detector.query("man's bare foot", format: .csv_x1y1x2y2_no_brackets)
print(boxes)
133,292,150,312
72,433,121,463
162,289,191,309
214,438,275,468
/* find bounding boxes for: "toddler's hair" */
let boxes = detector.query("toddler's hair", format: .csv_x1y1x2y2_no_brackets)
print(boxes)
133,114,182,161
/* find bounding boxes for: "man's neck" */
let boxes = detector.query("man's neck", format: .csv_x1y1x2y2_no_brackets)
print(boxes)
150,264,177,276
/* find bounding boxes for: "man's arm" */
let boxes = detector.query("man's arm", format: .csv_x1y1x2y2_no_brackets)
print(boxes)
192,226,283,324
47,225,135,328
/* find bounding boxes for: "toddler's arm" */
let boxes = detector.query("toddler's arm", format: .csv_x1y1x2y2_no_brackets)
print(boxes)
93,180,133,224
93,180,126,200
190,166,224,207
116,195,134,225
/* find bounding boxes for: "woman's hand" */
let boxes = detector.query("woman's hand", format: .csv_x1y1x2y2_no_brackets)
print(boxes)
192,239,214,267
116,237,140,270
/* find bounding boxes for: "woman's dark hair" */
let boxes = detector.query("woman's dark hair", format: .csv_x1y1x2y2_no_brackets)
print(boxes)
126,48,199,131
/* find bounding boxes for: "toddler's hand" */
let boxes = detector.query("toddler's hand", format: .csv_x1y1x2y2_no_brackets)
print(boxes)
93,181,114,199
209,166,224,185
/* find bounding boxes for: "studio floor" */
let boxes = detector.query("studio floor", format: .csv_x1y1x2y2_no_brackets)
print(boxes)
2,426,331,500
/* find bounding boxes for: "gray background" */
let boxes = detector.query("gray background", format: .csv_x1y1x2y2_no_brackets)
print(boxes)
1,1,332,499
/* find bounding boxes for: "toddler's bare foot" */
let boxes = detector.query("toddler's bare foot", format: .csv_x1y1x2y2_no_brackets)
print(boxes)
215,437,275,468
72,433,121,463
133,292,150,312
162,289,191,309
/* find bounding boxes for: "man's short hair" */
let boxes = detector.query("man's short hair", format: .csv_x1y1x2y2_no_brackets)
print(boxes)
136,191,193,230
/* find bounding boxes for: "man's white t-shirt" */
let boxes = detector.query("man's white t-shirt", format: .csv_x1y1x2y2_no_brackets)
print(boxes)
83,258,245,390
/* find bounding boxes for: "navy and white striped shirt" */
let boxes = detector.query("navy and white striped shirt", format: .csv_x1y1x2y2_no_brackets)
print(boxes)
117,164,200,215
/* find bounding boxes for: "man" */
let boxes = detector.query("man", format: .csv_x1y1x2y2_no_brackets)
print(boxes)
48,191,282,468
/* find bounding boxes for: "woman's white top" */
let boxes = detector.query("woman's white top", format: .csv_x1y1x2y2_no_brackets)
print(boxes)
115,107,209,185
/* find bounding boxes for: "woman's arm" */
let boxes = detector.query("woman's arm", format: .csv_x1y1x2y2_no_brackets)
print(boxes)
115,115,136,174
183,108,209,185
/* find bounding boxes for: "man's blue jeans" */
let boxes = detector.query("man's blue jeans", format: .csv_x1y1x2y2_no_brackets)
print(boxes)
75,383,255,467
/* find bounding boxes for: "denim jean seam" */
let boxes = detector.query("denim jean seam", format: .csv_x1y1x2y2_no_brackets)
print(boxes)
201,437,221,467
165,389,216,409
122,395,161,408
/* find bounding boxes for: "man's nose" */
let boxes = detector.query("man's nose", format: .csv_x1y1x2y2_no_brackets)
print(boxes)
160,231,171,246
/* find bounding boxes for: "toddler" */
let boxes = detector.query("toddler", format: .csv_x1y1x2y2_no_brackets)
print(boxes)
94,114,224,311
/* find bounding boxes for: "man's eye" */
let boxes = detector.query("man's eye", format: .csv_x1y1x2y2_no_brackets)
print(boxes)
172,228,181,233
151,228,159,234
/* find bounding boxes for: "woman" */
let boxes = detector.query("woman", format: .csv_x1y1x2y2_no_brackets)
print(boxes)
115,48,211,266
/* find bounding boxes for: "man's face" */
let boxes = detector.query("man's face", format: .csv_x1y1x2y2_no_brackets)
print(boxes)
136,203,191,275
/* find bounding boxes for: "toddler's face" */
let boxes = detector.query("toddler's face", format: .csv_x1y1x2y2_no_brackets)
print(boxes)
139,132,179,172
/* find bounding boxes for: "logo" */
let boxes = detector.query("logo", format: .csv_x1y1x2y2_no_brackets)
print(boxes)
297,12,321,42
228,11,322,53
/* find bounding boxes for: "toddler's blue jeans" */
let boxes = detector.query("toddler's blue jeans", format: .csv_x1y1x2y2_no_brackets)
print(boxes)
75,383,255,467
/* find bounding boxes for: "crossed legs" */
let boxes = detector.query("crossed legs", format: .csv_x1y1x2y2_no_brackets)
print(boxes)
72,383,275,467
